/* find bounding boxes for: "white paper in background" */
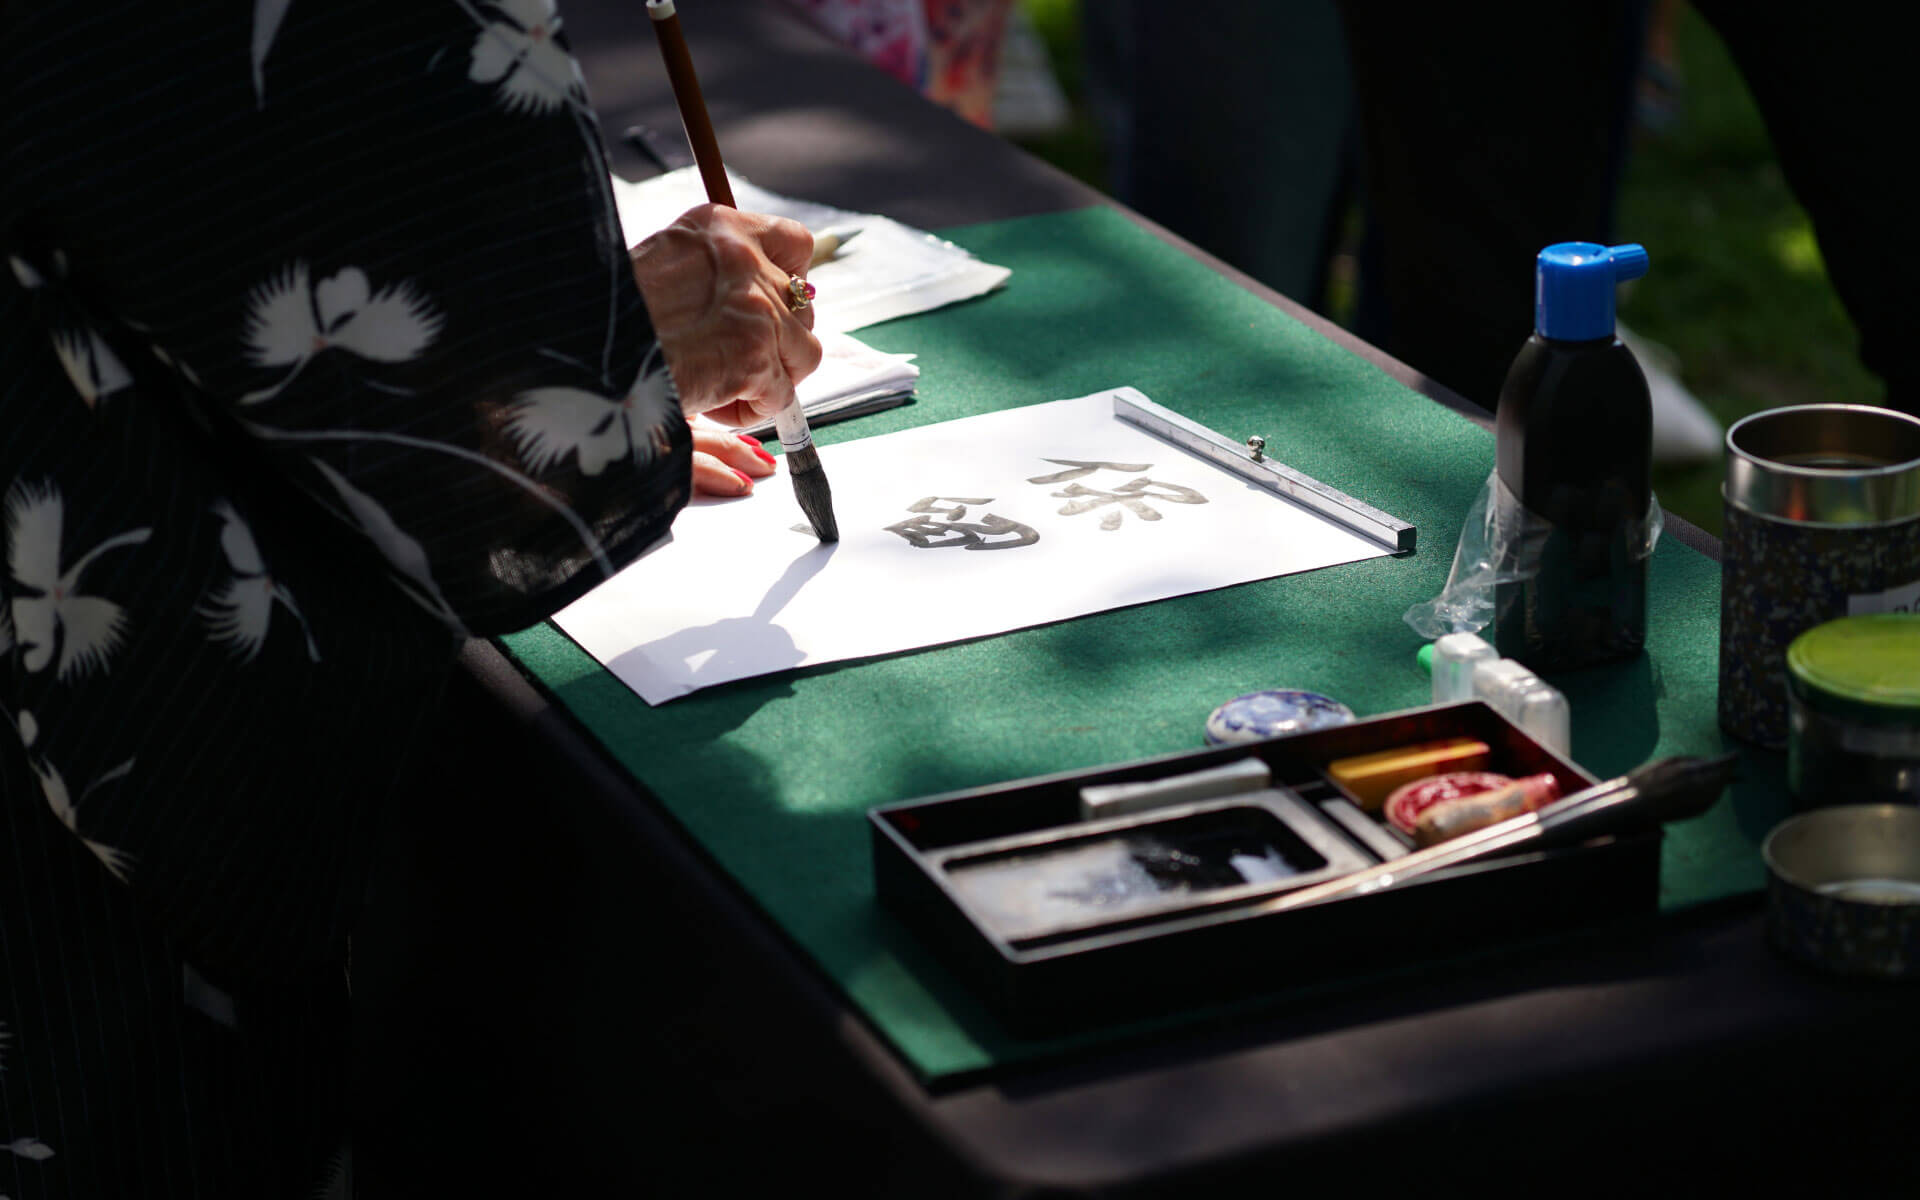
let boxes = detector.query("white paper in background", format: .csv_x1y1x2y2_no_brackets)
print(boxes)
555,388,1394,704
610,168,1011,335
731,329,918,440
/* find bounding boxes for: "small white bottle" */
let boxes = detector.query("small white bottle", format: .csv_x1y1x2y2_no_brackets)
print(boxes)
1511,678,1572,758
1431,632,1498,704
1471,656,1573,757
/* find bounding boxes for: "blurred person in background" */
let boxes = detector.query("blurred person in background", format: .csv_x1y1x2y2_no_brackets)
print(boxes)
1083,1,1910,422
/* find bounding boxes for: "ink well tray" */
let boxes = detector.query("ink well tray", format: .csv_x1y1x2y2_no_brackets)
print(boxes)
869,701,1660,1035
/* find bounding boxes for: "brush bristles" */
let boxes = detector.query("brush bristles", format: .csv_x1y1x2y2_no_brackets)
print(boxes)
1623,753,1740,822
787,445,839,542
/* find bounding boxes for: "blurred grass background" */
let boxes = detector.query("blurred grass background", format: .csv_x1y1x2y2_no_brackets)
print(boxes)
1007,1,1880,538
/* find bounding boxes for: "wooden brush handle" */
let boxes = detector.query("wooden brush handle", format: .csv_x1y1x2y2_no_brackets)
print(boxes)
647,0,735,207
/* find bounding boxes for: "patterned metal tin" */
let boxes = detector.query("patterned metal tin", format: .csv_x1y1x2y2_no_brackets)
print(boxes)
1719,502,1920,748
1766,871,1920,978
1764,805,1920,978
1717,405,1920,750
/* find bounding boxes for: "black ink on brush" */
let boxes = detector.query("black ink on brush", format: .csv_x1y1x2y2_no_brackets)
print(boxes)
783,440,839,543
646,0,840,541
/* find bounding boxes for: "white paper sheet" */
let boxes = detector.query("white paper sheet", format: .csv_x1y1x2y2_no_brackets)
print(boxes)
734,329,918,440
611,169,1011,335
555,389,1392,704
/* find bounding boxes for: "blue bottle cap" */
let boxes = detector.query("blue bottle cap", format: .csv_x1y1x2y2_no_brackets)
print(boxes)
1535,242,1649,342
1204,689,1356,745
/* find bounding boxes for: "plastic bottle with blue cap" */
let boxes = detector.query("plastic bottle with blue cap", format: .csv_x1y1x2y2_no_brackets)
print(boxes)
1493,242,1654,672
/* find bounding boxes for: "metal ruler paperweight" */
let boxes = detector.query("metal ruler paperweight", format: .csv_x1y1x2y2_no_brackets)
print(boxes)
1113,392,1417,555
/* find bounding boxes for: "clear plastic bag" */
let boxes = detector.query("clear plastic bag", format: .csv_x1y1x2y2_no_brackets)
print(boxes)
1403,470,1663,639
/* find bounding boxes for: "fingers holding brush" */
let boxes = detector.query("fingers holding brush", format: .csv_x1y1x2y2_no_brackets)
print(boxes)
629,203,822,422
688,289,825,429
646,0,838,541
739,207,815,284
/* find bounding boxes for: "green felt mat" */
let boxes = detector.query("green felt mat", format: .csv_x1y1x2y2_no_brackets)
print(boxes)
501,206,1788,1083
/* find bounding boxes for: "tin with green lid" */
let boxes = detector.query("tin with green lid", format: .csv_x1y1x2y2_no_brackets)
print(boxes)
1786,614,1920,807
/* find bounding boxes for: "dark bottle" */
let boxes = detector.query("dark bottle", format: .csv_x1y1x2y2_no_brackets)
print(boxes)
1493,242,1653,672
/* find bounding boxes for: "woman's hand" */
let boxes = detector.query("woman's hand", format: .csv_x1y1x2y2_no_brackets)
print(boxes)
689,422,777,496
630,204,823,426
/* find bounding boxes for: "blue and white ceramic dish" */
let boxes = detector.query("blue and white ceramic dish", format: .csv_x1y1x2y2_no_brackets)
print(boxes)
1204,689,1356,746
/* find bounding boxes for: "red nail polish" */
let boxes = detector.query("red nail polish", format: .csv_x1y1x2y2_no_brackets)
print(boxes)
752,447,776,466
737,433,762,448
733,469,753,491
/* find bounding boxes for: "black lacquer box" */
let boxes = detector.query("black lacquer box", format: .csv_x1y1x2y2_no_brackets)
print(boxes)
869,702,1660,1034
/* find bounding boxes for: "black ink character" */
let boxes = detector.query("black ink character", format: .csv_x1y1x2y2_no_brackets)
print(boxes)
885,497,1040,550
1053,479,1209,529
1025,459,1154,484
1029,460,1209,531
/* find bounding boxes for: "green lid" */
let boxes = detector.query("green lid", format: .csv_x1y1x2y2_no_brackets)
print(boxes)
1786,614,1920,718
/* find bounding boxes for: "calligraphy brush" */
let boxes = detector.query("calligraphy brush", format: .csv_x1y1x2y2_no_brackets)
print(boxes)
646,0,839,542
808,225,863,268
1251,753,1738,915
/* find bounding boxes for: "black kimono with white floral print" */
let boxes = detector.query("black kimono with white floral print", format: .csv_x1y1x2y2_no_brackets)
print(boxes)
1,2,690,1194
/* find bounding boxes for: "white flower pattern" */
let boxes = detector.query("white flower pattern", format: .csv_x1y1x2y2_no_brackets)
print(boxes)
250,0,294,107
146,339,206,390
49,324,133,408
7,254,43,289
505,370,677,477
465,0,586,115
7,1137,57,1162
308,460,464,632
3,1019,57,1173
200,501,321,663
242,264,443,403
5,481,151,682
12,708,134,883
1,3,684,1183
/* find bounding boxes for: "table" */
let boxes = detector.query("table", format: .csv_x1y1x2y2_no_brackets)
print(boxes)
351,3,1920,1193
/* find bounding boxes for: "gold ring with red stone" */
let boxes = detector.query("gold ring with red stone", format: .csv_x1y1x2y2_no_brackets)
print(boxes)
786,274,815,312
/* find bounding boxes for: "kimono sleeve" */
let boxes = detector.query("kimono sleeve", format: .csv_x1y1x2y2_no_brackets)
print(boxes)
5,0,691,633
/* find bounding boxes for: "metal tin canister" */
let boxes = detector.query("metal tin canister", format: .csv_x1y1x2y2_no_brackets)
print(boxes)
1787,615,1920,805
1718,405,1920,748
1763,805,1920,978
